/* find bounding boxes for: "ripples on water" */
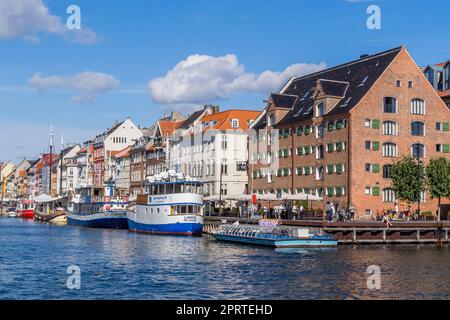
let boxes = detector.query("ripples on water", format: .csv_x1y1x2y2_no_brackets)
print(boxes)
0,218,448,299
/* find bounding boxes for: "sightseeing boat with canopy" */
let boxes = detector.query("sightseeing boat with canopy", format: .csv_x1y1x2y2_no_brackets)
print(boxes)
126,170,204,236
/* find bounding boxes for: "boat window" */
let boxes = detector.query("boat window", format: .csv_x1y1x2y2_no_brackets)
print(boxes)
179,205,188,214
166,183,174,194
174,183,182,193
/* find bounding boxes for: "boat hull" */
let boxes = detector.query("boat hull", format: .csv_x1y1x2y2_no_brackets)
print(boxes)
18,209,34,219
127,210,203,236
67,211,128,229
212,233,338,248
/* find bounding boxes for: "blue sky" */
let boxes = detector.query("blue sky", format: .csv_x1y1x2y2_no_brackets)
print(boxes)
1,0,449,162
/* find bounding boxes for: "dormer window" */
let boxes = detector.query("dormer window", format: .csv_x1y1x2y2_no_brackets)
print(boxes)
231,119,239,128
316,103,324,117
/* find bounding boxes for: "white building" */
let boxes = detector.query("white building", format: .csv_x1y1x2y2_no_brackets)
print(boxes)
170,109,259,196
56,144,81,196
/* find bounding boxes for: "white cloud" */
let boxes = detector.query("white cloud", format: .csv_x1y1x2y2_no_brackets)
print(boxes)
148,54,326,104
29,72,120,103
0,0,97,44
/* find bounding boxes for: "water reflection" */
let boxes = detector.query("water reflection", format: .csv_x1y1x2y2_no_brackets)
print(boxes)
0,218,448,300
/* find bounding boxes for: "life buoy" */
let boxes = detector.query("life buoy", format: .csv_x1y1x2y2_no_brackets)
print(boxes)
105,204,111,211
105,196,110,202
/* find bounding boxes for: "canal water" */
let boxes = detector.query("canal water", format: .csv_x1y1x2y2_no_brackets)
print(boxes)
0,217,448,300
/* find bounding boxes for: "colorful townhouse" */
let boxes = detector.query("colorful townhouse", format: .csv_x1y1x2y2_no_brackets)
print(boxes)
170,107,259,197
86,118,143,197
249,46,450,218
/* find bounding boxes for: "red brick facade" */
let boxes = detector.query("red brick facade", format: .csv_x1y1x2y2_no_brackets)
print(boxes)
249,47,450,218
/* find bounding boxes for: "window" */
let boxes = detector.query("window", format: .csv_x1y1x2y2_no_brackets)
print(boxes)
365,119,372,127
408,81,414,88
365,141,372,150
411,121,425,136
365,164,371,172
316,145,324,160
383,143,397,157
383,188,396,202
411,99,425,115
268,114,275,126
396,80,401,87
316,103,324,117
436,122,449,131
383,97,397,113
221,135,228,149
316,124,324,139
231,119,239,128
412,143,425,158
383,165,392,179
365,186,371,195
383,121,398,135
316,166,324,181
436,144,450,153
221,159,228,175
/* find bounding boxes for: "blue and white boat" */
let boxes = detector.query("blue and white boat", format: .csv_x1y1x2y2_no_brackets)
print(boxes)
212,224,338,248
67,186,128,229
126,171,203,236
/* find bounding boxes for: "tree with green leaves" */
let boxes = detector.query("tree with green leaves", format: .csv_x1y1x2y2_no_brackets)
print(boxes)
390,156,426,207
426,157,450,221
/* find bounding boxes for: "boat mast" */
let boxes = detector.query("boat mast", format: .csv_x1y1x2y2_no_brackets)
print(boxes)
59,132,64,197
49,126,53,196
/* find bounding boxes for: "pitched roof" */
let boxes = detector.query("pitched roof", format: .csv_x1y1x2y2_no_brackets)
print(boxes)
113,146,131,159
201,109,260,131
158,120,183,137
179,110,205,129
274,46,403,126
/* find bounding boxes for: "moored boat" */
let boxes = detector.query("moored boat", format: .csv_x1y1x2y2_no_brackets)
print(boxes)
67,186,128,229
127,171,203,236
17,199,34,219
33,194,68,225
212,223,338,248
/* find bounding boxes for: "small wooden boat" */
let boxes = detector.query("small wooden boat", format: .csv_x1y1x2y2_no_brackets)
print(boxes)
212,224,337,248
34,210,67,225
7,211,17,218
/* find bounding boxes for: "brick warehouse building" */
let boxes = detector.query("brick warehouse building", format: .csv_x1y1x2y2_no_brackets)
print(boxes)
249,46,450,218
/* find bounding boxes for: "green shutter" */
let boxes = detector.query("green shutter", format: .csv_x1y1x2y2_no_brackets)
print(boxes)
336,142,343,151
336,187,343,196
336,120,343,129
372,141,380,151
297,126,303,136
327,187,334,196
372,119,380,129
443,123,449,131
327,122,334,131
327,164,334,174
443,144,450,153
327,143,334,152
336,164,343,174
305,126,311,135
297,147,303,155
372,164,380,173
372,186,380,196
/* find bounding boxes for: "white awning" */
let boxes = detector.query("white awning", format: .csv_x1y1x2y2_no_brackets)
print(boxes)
33,194,64,203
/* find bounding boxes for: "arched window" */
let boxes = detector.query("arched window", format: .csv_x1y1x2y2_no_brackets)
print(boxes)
411,121,425,136
383,165,392,179
383,97,397,113
383,143,397,157
411,99,425,115
383,188,396,202
412,143,425,158
383,121,398,135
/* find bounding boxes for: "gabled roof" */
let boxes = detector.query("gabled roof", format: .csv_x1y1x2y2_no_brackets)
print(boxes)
270,94,298,109
275,46,403,126
316,79,349,98
179,110,205,130
158,120,183,137
113,146,131,159
201,109,260,131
